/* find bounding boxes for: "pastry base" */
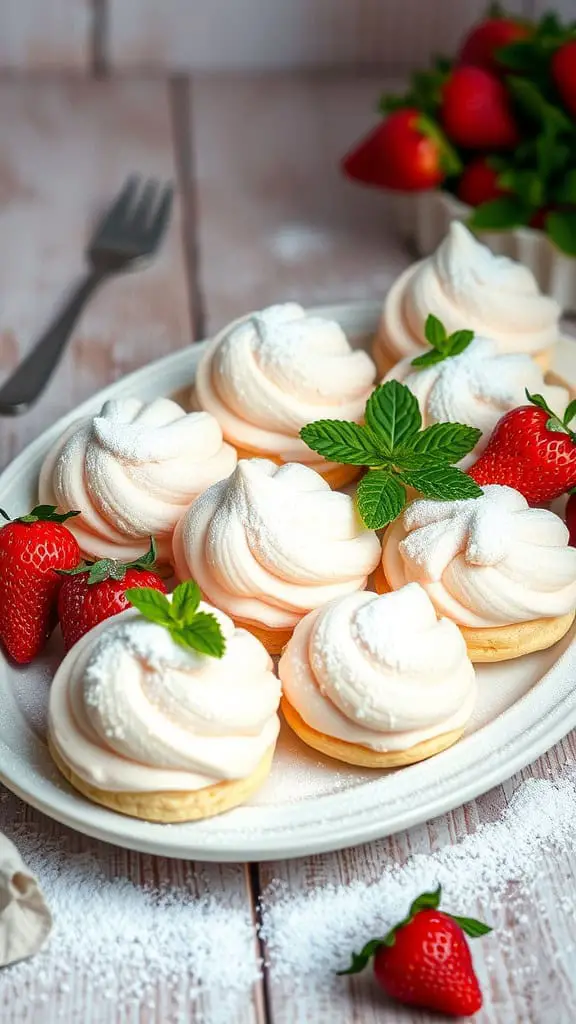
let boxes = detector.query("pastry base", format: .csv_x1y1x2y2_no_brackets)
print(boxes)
374,564,576,663
281,698,464,768
233,444,361,490
372,334,554,379
49,735,275,823
232,617,294,656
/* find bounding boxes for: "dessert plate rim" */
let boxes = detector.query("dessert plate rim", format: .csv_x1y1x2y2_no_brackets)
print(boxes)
0,299,574,862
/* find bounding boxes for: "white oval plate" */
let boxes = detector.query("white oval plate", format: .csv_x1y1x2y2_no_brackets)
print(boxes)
1,301,575,862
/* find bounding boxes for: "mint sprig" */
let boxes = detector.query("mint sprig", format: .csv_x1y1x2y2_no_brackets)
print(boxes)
126,580,226,658
300,380,482,530
411,314,474,369
527,390,576,442
338,885,491,975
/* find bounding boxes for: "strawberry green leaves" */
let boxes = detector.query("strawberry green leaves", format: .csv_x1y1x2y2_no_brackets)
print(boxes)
1,505,81,526
338,885,491,975
411,315,475,368
59,537,160,585
527,389,576,442
300,380,482,530
126,580,226,658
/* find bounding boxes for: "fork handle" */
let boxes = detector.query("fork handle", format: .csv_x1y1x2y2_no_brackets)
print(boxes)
0,268,108,415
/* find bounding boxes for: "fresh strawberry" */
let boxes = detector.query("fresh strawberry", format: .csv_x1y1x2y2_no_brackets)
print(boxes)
0,505,80,664
456,156,508,206
340,886,490,1016
58,539,167,651
341,109,455,192
459,17,531,74
552,41,576,119
566,493,576,546
441,66,519,150
468,393,576,504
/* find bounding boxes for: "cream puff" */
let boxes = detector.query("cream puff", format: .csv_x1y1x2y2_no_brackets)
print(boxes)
48,602,281,822
378,485,576,662
279,584,476,766
173,459,382,655
373,222,561,375
386,336,569,468
193,302,377,488
39,397,237,564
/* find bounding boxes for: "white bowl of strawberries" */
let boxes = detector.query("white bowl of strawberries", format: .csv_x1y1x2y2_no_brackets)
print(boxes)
342,8,576,311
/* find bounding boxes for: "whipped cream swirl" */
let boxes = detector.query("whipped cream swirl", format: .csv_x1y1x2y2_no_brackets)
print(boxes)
39,397,237,562
387,337,569,467
48,605,281,792
279,585,476,751
173,459,382,629
377,222,560,363
194,302,376,465
382,485,576,627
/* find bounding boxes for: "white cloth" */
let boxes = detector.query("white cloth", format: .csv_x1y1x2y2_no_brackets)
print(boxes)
0,831,51,966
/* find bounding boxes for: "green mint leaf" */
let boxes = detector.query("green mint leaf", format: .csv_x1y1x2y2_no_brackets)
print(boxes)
170,613,226,658
171,580,202,623
398,464,483,501
564,399,576,428
412,423,482,463
497,168,543,207
546,210,576,257
507,76,572,131
337,938,386,975
449,914,492,938
364,381,421,452
424,313,448,350
446,329,475,357
300,420,384,466
496,41,538,72
410,350,447,368
125,587,175,628
356,471,406,530
468,196,531,231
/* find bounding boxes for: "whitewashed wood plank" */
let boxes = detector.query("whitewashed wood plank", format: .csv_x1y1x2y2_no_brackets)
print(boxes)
0,78,192,473
0,0,90,71
190,70,576,1024
191,72,409,334
108,0,525,72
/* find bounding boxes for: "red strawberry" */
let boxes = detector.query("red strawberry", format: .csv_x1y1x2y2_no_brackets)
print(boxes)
552,41,576,119
0,505,81,664
468,393,576,504
341,109,451,192
566,493,576,546
58,539,167,651
441,67,519,150
340,886,490,1016
459,17,531,74
456,156,508,206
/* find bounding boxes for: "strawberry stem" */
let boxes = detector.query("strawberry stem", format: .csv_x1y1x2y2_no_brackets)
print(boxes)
0,505,81,525
59,537,158,585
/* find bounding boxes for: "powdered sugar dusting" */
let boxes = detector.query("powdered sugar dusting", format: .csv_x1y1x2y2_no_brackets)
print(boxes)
260,769,576,998
0,792,259,1022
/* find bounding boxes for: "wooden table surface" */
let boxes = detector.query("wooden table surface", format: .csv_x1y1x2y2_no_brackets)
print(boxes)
0,73,575,1024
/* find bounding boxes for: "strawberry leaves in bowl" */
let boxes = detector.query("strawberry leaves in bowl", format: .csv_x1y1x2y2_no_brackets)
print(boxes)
300,380,482,530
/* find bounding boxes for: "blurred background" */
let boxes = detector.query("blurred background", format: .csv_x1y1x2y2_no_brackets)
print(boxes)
0,0,566,72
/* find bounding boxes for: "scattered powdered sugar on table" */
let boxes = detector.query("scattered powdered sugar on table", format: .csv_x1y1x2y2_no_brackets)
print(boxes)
0,794,259,1023
260,770,576,994
270,224,331,263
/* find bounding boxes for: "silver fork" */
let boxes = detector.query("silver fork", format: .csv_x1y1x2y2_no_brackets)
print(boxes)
0,175,173,415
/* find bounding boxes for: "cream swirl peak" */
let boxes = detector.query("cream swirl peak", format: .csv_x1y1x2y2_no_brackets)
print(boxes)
194,302,376,464
48,605,281,793
279,586,476,751
39,397,237,562
173,459,382,629
382,485,576,627
387,337,569,467
376,222,560,365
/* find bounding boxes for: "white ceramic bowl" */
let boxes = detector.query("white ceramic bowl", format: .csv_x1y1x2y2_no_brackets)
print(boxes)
392,190,576,314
